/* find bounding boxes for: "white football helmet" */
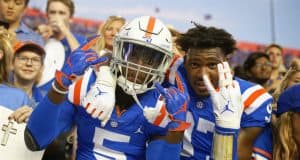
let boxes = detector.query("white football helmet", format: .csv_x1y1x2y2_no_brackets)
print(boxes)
111,16,173,95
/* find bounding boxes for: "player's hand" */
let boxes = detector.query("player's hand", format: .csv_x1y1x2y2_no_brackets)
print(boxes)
81,66,116,127
203,62,243,129
8,105,33,123
143,83,190,131
55,36,108,89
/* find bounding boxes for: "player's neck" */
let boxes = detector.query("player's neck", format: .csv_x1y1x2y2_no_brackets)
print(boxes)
115,85,135,111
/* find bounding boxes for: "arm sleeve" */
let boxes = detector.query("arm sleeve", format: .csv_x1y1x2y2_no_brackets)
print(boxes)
241,99,273,128
26,94,75,150
146,139,181,160
252,126,273,160
238,79,273,128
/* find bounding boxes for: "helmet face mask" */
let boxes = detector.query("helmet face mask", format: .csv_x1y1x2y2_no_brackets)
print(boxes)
111,16,173,95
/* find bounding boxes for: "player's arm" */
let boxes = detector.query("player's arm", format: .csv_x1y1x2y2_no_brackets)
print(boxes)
238,127,263,159
251,126,273,160
146,131,184,160
237,83,272,159
144,83,190,160
24,37,108,151
204,62,244,160
24,88,72,151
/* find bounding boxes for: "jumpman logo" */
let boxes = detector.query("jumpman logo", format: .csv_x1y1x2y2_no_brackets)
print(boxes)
221,100,234,114
134,126,143,134
94,86,107,97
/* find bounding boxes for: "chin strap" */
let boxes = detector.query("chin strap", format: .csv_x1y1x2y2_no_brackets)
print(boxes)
132,91,144,110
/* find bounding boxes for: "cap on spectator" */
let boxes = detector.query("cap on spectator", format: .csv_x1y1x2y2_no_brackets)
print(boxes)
276,84,300,116
14,41,46,60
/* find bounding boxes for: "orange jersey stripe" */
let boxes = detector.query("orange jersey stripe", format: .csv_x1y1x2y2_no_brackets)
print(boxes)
175,73,188,111
153,105,167,126
81,36,99,51
73,78,83,105
144,17,156,38
170,54,182,67
165,55,182,77
244,88,266,109
175,73,184,92
253,147,272,159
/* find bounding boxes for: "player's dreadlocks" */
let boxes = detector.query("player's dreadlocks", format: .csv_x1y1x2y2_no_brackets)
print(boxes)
176,22,236,55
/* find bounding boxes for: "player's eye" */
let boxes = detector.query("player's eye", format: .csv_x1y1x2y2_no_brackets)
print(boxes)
207,63,217,70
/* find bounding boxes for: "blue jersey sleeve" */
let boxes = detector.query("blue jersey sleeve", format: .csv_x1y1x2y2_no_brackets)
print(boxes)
252,125,273,160
241,99,272,128
146,139,181,160
236,78,273,128
27,95,75,149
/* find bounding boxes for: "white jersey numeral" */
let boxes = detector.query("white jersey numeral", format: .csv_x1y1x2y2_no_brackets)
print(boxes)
265,104,272,123
181,111,195,157
181,111,215,158
197,117,215,134
93,128,130,160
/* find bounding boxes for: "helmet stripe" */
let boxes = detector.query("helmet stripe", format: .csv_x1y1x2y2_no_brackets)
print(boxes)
144,16,156,38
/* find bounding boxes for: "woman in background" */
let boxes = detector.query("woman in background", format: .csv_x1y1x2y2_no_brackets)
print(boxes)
94,16,125,56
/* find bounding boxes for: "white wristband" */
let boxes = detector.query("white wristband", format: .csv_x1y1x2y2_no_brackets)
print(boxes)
52,82,68,95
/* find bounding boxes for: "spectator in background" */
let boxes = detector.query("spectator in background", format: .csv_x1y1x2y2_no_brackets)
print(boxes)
271,60,300,112
265,43,286,93
0,28,45,160
37,0,86,92
94,15,125,56
273,60,300,98
243,52,272,88
0,0,44,46
0,28,29,111
233,65,246,78
11,41,45,108
252,84,300,160
37,0,85,52
284,59,300,87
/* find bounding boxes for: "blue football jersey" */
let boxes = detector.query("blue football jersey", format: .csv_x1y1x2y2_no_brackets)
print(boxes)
252,125,273,160
49,68,168,160
167,60,273,160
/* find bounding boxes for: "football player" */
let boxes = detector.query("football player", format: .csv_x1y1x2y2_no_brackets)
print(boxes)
174,23,273,160
145,23,272,160
24,16,189,160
